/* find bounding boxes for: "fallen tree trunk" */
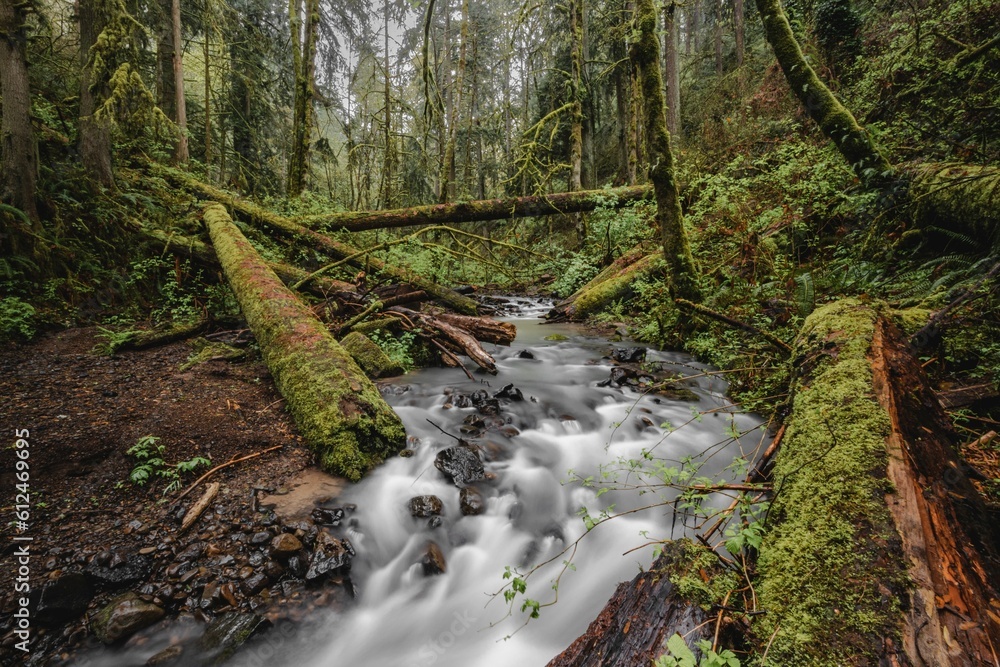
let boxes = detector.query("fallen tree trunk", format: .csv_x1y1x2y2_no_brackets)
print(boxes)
547,254,663,321
202,203,406,481
756,299,1000,665
907,162,1000,243
297,185,653,231
387,306,499,373
547,540,713,667
151,164,480,315
432,311,516,345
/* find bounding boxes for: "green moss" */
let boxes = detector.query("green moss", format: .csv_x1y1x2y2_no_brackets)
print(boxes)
569,254,663,319
203,203,406,482
664,540,741,610
340,331,404,378
180,338,245,371
889,307,932,336
909,163,1000,243
350,317,403,336
755,299,909,665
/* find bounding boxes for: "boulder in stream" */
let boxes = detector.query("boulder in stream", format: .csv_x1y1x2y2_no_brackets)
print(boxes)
459,486,485,516
408,495,444,518
434,443,486,486
421,542,447,576
92,591,165,644
305,532,355,582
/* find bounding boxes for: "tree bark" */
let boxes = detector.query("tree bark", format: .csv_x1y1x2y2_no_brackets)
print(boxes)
569,0,586,244
547,252,663,321
0,0,39,222
714,0,724,74
78,0,115,189
298,185,653,231
203,203,406,481
631,0,700,302
153,164,482,315
547,541,712,667
287,0,317,197
734,0,745,68
171,0,189,163
907,162,1000,243
756,299,1000,664
753,0,892,186
156,0,175,120
663,1,681,139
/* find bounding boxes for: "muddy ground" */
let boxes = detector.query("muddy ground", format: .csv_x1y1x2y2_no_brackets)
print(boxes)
0,327,360,666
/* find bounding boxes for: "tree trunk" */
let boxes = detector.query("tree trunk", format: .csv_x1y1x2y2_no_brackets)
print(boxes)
685,0,699,55
547,253,663,321
287,0,317,197
663,1,681,139
154,164,482,315
714,0,724,74
753,0,892,186
0,0,39,222
569,0,586,245
171,0,189,163
379,0,394,208
734,0,745,67
907,162,1000,243
203,203,406,481
756,299,1000,664
298,185,653,231
78,0,115,189
156,0,175,121
439,0,467,203
203,0,211,169
631,0,700,302
547,541,712,667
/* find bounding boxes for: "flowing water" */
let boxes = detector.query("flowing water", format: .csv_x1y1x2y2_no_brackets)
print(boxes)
238,298,767,667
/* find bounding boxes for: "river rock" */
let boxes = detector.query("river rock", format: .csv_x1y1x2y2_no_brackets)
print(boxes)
459,486,485,516
92,591,165,644
435,443,485,486
408,495,444,518
145,644,183,666
175,541,206,562
311,506,345,526
305,532,355,583
35,573,94,626
493,384,524,401
198,612,268,663
516,349,535,359
241,571,270,595
270,533,303,560
598,366,634,388
84,554,151,591
611,347,646,363
421,542,447,576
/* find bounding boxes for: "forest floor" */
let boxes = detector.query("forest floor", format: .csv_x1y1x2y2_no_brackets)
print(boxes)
0,327,362,665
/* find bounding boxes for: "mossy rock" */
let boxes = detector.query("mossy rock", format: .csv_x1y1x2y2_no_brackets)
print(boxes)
340,331,404,378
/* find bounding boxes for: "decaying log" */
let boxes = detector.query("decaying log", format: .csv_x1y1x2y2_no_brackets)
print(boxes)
297,185,653,231
547,540,712,667
548,254,662,321
908,163,1000,243
203,203,406,481
152,164,480,315
936,383,1000,409
432,311,516,345
387,306,499,374
756,298,1000,665
100,317,208,354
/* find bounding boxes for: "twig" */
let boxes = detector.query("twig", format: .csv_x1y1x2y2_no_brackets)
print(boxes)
426,419,462,441
180,482,219,532
429,338,476,380
674,298,792,353
171,445,283,504
965,430,998,449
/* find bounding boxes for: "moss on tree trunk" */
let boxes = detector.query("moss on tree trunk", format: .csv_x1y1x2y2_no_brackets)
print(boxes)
549,253,663,320
203,203,406,481
630,0,700,302
907,162,1000,244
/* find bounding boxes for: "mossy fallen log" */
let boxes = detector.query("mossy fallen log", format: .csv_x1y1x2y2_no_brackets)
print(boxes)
756,298,1000,665
202,203,406,481
547,254,663,321
297,185,653,231
547,540,717,667
339,331,404,378
96,317,207,355
907,162,1000,244
151,164,480,315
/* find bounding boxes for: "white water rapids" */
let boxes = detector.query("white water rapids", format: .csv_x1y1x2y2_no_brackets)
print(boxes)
244,298,766,667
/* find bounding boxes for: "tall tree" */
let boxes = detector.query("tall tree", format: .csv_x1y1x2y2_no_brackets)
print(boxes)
440,0,468,203
734,0,745,67
714,0,724,74
77,0,114,189
171,0,189,162
0,0,39,221
156,0,175,120
287,0,318,196
663,0,681,139
631,0,700,301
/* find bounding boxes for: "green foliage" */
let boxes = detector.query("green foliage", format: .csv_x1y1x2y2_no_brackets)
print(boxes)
655,635,740,667
0,297,37,342
125,435,211,495
547,253,601,298
369,329,419,371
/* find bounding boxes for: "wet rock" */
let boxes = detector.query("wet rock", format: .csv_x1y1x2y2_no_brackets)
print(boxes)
270,533,303,560
84,554,151,591
145,644,183,666
499,426,520,438
248,551,266,568
408,495,444,518
459,486,485,516
35,573,94,626
493,384,524,401
452,393,473,408
597,366,634,388
476,398,501,416
399,448,415,457
421,542,447,576
249,531,272,546
428,516,443,529
543,333,569,341
241,571,270,596
516,349,535,359
434,444,486,486
311,507,345,526
263,560,285,580
198,612,268,664
92,591,165,644
175,542,206,562
305,532,354,583
611,347,646,363
287,555,306,579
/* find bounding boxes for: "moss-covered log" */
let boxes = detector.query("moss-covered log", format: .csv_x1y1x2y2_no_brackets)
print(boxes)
754,0,893,186
907,162,1000,243
296,185,653,231
756,299,1000,665
631,0,701,302
202,203,406,480
548,254,663,321
151,164,480,315
339,331,404,378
